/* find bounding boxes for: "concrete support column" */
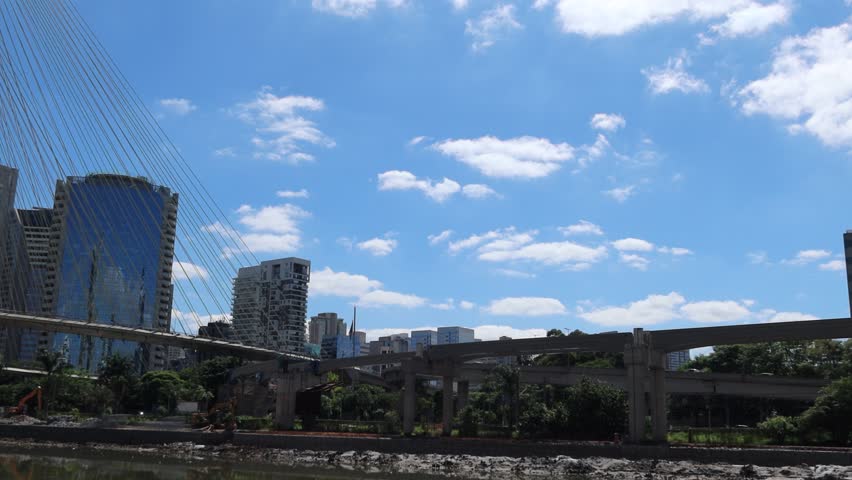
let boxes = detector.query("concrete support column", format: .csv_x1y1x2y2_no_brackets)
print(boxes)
624,329,649,443
650,350,668,443
403,368,416,436
275,374,298,430
442,375,454,436
457,380,470,412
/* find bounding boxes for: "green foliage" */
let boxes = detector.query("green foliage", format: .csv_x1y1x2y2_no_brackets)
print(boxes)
534,330,624,369
140,370,190,414
456,406,480,437
97,354,141,412
757,415,798,444
799,377,852,444
320,384,399,422
179,356,242,396
685,340,852,379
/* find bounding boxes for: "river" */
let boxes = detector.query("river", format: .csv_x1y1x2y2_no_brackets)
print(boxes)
0,450,446,480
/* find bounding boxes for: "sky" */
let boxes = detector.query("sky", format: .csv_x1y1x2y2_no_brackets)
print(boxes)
75,0,852,349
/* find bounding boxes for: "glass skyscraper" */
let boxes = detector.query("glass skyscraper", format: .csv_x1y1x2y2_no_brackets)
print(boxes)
44,174,178,373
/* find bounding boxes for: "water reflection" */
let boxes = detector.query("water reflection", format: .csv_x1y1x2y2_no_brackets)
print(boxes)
0,453,416,480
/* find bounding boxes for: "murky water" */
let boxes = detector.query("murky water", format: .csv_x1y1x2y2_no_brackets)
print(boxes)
0,451,437,480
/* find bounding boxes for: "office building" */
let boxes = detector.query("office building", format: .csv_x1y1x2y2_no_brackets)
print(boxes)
369,333,409,355
231,257,310,354
410,330,437,350
667,350,691,371
12,208,53,362
353,330,368,356
198,321,236,341
41,174,178,373
437,326,475,345
321,334,360,360
308,312,346,344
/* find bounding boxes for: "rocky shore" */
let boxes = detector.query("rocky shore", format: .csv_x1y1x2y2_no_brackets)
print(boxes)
1,438,851,479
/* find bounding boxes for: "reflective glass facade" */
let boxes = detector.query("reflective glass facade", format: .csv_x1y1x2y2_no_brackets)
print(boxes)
48,175,177,373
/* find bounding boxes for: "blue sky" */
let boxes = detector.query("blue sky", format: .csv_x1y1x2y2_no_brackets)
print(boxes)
77,0,852,345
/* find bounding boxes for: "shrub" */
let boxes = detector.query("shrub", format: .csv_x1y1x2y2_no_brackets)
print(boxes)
457,406,480,437
757,415,798,444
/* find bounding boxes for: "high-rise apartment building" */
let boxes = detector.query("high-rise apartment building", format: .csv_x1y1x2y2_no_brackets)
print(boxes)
667,350,691,371
43,174,178,373
410,330,437,350
12,208,53,362
231,257,310,354
437,326,475,345
308,312,346,344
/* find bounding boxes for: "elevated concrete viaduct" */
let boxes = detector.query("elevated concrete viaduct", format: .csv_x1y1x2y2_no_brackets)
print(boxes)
229,317,851,442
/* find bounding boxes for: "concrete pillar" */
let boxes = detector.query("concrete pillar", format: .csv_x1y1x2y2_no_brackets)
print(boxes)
650,350,668,443
442,375,454,436
457,380,470,412
275,374,298,430
403,369,416,436
624,329,649,443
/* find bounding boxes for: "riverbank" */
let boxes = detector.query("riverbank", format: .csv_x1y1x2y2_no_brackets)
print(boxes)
1,437,851,479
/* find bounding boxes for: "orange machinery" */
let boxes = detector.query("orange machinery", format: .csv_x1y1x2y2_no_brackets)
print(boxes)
4,386,42,417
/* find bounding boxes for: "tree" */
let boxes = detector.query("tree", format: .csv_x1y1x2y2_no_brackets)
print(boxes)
37,349,70,417
757,415,798,444
140,370,188,414
97,354,140,412
180,356,242,398
799,377,852,444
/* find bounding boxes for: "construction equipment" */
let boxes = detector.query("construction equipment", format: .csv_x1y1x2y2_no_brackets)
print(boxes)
4,386,42,417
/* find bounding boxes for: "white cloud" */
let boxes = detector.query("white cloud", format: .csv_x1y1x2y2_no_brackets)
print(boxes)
377,170,461,202
577,134,611,168
643,52,709,95
542,0,758,37
159,98,197,116
451,226,608,270
619,253,650,270
484,297,568,316
759,310,820,323
532,0,553,9
559,220,604,237
465,4,523,52
578,292,685,327
213,147,235,157
359,290,427,308
473,325,548,340
312,0,375,17
408,135,429,146
680,300,751,323
172,261,209,281
612,238,655,252
233,87,333,164
820,259,845,271
462,183,499,199
433,136,574,179
428,230,454,245
738,21,852,147
276,189,309,198
658,246,693,256
747,250,769,264
357,236,399,256
494,268,537,279
311,267,382,297
783,249,832,265
204,202,310,257
590,113,626,132
710,1,790,38
431,299,455,310
602,185,636,203
459,300,476,310
450,0,469,10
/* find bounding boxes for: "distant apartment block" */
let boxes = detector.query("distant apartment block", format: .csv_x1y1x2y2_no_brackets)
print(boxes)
231,257,311,354
198,321,236,341
308,312,346,344
437,326,475,345
410,330,437,350
667,350,691,371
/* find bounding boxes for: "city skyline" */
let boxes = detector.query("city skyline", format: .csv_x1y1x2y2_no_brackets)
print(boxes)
17,1,852,351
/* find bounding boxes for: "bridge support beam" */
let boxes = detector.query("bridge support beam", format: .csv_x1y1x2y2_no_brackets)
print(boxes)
442,375,454,436
650,350,668,443
275,374,300,430
457,380,469,412
403,365,416,436
624,329,649,443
